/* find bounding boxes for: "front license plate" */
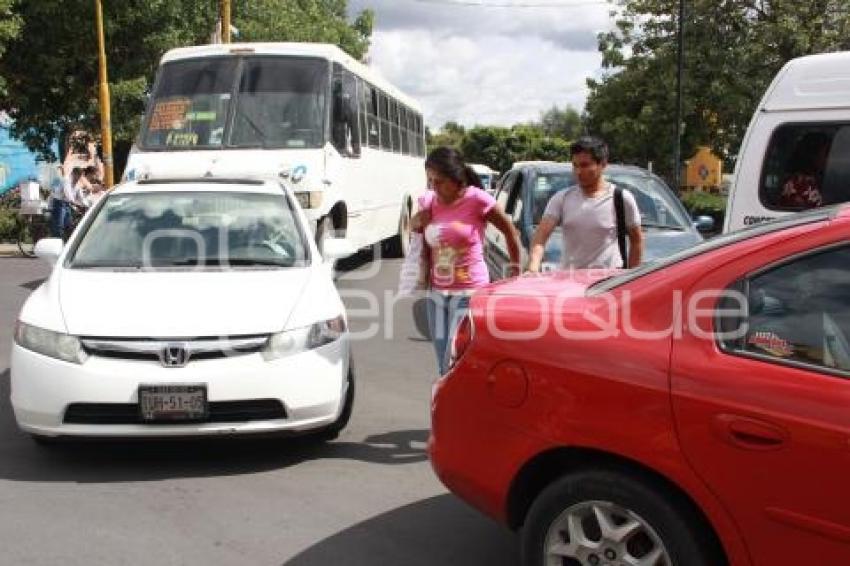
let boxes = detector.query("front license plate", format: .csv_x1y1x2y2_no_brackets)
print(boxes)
139,385,208,422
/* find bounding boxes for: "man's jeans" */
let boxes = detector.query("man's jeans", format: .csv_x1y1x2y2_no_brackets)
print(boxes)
426,293,471,376
50,200,71,239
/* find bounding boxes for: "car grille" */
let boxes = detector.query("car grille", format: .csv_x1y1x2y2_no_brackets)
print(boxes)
63,399,287,425
80,335,269,364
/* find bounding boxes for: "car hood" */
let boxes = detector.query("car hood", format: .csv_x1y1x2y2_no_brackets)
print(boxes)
480,269,620,298
542,227,702,264
57,268,312,337
642,229,703,262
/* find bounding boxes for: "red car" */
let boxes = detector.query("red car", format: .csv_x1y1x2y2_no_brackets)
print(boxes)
430,205,850,566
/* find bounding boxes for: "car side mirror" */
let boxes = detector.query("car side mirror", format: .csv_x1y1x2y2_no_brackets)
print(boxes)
34,238,64,264
693,215,715,234
322,237,357,262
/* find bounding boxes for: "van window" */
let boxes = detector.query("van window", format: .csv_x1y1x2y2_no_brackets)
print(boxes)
760,124,850,211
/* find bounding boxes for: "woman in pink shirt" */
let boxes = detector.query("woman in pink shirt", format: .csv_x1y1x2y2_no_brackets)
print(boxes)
412,147,520,375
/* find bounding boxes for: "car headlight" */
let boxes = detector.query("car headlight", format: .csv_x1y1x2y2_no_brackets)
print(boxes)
14,321,88,364
263,315,346,361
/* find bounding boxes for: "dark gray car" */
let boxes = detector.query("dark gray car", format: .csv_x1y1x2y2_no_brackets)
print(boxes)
484,162,714,278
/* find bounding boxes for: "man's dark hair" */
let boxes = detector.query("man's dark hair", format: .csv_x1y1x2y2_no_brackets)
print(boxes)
570,136,609,164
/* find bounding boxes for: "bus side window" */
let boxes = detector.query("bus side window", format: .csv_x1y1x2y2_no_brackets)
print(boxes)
389,99,400,153
400,106,410,155
367,85,380,149
357,78,368,149
332,64,360,157
379,93,390,151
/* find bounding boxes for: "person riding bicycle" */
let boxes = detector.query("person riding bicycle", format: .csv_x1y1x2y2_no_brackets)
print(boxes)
50,165,92,240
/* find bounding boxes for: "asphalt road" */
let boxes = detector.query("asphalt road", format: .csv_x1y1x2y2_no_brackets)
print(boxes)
0,252,518,566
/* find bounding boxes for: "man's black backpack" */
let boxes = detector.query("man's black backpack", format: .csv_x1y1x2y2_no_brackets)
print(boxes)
614,186,628,267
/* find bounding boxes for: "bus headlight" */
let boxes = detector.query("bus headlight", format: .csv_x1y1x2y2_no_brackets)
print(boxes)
294,191,323,209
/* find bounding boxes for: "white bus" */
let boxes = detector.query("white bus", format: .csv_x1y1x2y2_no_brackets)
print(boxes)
124,42,427,256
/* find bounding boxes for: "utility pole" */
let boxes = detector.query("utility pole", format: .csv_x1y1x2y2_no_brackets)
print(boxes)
221,0,231,43
673,0,685,192
94,0,114,188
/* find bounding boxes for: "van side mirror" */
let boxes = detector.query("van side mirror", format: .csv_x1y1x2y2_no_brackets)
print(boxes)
693,215,715,234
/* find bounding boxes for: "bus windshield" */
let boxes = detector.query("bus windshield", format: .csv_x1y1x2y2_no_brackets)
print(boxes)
141,56,329,151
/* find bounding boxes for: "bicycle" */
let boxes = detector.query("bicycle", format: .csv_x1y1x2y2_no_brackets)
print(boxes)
15,209,51,258
15,200,84,258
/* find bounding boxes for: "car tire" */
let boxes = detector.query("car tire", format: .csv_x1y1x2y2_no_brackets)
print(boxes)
310,356,355,442
521,470,720,566
30,434,60,447
384,202,411,259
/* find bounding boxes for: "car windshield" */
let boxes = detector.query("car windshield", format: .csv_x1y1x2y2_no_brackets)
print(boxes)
69,191,308,269
141,56,329,150
531,169,691,230
531,172,576,224
606,172,691,230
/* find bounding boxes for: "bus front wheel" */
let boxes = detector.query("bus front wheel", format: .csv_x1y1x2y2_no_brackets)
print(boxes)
385,202,411,259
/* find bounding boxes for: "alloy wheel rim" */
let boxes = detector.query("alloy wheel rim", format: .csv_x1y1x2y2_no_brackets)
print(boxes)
543,500,672,566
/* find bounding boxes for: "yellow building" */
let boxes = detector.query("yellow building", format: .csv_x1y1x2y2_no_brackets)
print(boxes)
683,146,723,191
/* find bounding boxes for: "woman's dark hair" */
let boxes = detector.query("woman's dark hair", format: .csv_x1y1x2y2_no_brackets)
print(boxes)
570,136,609,164
425,146,484,189
788,131,832,175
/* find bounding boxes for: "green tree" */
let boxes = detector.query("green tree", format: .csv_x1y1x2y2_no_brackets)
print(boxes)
538,104,582,140
0,0,22,96
235,0,372,59
430,122,573,174
585,0,850,181
0,0,373,172
427,121,466,152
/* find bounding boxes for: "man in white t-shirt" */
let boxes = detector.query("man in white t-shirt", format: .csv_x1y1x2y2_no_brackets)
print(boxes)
527,136,644,271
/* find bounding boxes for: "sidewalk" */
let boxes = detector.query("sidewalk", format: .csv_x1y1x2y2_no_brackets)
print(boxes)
0,243,24,257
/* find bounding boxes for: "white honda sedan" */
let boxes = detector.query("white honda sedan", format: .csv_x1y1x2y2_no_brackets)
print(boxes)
11,178,354,443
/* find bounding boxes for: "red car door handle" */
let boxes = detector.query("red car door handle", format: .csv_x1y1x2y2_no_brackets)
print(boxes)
713,414,788,450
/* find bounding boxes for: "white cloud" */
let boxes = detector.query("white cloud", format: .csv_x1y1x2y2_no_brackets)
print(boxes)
348,0,614,128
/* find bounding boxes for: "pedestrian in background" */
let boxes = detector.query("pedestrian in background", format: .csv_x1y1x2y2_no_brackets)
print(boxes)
411,146,521,375
527,136,644,272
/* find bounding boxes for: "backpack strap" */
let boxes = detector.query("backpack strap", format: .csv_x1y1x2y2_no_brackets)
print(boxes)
614,186,628,267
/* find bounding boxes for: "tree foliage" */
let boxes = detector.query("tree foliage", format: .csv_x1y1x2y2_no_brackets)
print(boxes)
0,0,22,96
0,0,373,167
584,0,850,181
428,104,580,173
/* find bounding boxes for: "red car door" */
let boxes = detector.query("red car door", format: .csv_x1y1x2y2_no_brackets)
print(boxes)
672,233,850,564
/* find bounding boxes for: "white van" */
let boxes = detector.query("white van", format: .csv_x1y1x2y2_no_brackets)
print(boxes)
470,163,499,193
724,50,850,232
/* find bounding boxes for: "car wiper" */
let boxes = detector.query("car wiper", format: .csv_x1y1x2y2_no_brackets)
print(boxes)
71,262,143,269
162,257,291,267
233,108,269,147
641,222,687,231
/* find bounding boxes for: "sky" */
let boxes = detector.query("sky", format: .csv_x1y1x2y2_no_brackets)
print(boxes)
347,0,616,130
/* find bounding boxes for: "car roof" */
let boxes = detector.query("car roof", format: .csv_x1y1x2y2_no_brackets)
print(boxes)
592,204,847,293
507,162,665,179
110,177,286,196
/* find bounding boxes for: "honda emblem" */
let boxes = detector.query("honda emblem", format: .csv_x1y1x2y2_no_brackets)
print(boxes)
160,343,190,368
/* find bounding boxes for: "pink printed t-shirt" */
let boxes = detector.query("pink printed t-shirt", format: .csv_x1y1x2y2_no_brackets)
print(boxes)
420,186,496,291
